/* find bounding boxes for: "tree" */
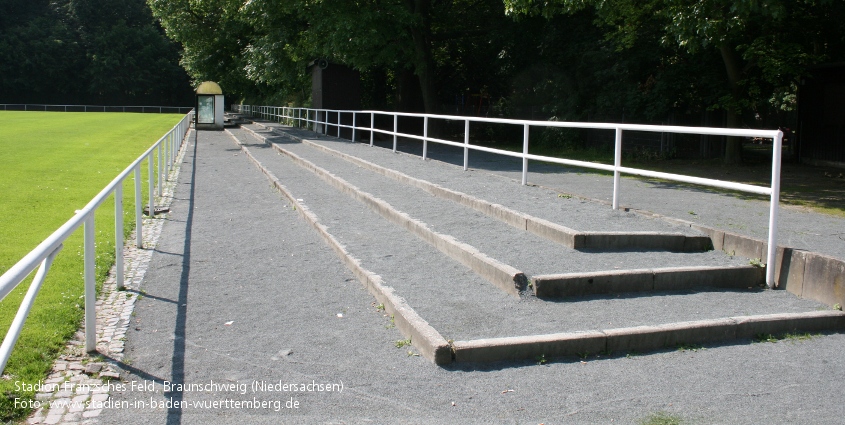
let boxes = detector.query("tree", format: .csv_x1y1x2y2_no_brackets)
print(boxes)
503,0,845,163
0,0,192,105
148,0,519,114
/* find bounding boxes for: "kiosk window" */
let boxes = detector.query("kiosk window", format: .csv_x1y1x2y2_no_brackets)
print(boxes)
197,96,215,124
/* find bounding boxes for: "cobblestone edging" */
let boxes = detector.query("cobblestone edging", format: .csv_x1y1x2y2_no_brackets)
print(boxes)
26,130,192,425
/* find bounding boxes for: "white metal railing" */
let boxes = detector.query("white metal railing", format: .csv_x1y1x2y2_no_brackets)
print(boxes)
0,111,194,373
0,104,193,114
233,105,784,288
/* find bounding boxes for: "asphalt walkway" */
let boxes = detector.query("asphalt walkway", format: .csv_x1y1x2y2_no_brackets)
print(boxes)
99,128,845,424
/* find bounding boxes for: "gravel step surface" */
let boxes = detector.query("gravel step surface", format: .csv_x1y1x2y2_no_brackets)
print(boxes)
242,125,749,278
252,123,704,235
230,128,829,342
270,121,845,260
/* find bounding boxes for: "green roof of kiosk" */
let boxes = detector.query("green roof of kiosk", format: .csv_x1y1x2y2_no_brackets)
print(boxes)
196,81,223,95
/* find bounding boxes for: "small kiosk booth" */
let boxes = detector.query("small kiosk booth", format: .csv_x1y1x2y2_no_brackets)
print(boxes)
195,81,224,130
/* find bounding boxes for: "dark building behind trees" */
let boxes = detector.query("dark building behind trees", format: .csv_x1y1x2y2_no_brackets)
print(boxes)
797,64,845,168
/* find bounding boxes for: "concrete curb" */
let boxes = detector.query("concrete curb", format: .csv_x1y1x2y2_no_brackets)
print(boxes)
580,232,713,251
252,121,712,253
453,331,606,363
654,215,845,309
453,310,845,363
224,130,453,364
239,125,526,296
532,265,765,298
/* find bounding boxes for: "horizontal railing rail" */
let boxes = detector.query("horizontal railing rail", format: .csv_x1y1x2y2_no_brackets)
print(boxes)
0,110,194,373
0,104,193,114
234,104,783,288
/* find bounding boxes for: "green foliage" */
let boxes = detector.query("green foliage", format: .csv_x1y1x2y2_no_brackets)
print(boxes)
0,0,192,105
0,112,182,421
754,332,818,343
503,0,845,119
638,411,686,425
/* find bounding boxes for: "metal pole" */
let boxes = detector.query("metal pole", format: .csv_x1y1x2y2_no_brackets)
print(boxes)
172,131,177,171
464,120,470,171
370,113,374,147
0,246,61,373
115,184,124,289
423,116,429,160
157,144,163,196
148,154,155,218
84,214,96,353
164,133,170,174
612,128,623,210
170,131,175,171
522,124,530,185
135,166,143,248
352,113,357,142
765,131,784,288
171,129,175,170
393,114,398,153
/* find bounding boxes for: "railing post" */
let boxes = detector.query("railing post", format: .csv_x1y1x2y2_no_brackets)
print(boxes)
115,184,124,289
148,154,155,218
612,128,623,210
170,130,175,169
135,166,143,248
0,246,62,373
423,116,429,160
464,119,470,171
522,124,530,185
352,112,357,142
766,131,784,288
84,214,96,353
170,131,175,170
157,144,163,196
393,114,398,153
370,113,375,147
164,133,170,174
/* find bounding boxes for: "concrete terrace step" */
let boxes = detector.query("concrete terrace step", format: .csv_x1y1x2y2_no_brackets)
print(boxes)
249,122,714,253
247,121,711,235
237,124,752,295
223,124,841,365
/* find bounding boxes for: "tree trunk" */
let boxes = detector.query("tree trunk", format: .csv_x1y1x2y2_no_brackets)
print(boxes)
406,0,437,115
405,0,442,137
719,44,743,165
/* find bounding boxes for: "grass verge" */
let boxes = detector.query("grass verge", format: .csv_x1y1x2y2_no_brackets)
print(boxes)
0,111,183,421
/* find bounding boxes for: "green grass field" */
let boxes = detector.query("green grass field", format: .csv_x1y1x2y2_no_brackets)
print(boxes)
0,111,184,421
